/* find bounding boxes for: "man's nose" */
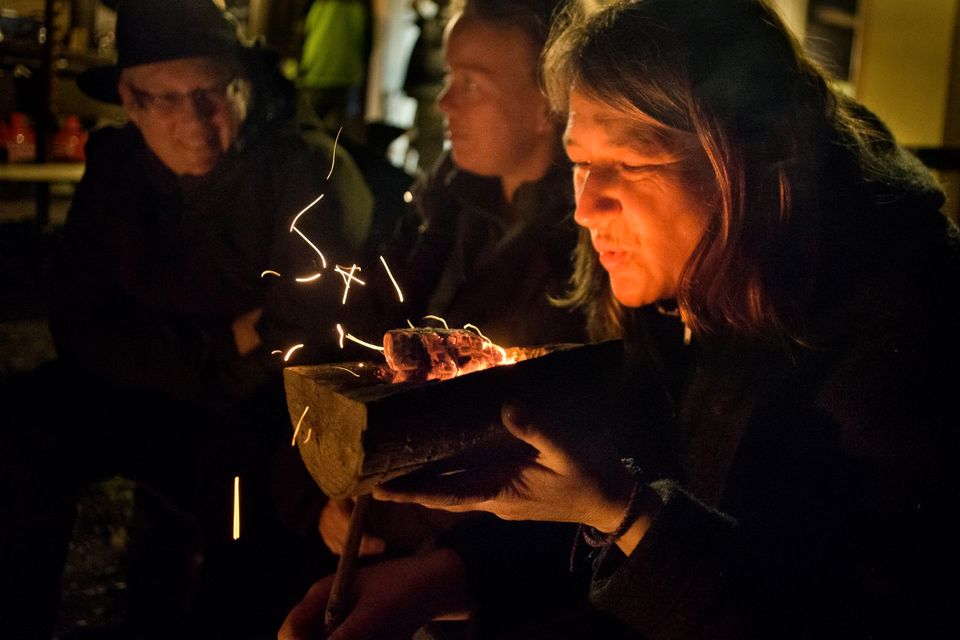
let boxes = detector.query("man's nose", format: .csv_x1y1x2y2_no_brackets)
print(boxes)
573,169,620,229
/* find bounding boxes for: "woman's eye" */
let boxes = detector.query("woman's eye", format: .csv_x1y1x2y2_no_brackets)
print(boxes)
620,163,651,174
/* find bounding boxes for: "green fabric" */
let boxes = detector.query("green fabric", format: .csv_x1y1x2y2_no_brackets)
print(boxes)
299,0,368,89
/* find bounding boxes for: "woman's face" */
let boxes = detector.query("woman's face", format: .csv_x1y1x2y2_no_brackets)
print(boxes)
436,14,553,180
564,88,715,308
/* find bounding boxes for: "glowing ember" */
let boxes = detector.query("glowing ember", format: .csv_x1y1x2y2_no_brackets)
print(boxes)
295,273,322,283
261,269,281,278
383,327,512,383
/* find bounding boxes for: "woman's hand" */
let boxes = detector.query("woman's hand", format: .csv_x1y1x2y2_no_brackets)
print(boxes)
374,402,634,536
278,548,471,640
318,498,386,557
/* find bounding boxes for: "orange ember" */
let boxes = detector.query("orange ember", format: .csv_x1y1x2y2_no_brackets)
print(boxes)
383,328,515,383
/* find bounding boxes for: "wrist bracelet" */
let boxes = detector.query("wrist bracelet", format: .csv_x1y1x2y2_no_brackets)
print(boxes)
579,476,646,548
568,460,646,571
579,457,646,548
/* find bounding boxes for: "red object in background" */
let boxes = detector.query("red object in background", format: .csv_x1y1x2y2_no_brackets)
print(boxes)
52,115,88,162
5,112,37,163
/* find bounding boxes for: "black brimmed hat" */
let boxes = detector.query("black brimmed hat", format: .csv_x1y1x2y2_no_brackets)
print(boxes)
77,0,251,104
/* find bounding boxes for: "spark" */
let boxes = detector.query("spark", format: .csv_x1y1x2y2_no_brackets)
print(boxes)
271,349,283,355
260,269,281,278
463,323,491,342
292,405,309,445
406,319,416,328
334,264,366,304
232,476,240,540
336,323,346,348
379,255,404,302
292,227,328,269
290,193,325,232
423,315,449,329
326,127,343,181
289,194,329,269
463,323,509,362
283,343,305,362
295,273,323,283
302,428,313,443
345,333,384,352
332,366,361,378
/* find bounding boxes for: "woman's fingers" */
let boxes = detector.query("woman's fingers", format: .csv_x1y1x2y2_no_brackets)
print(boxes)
373,462,518,508
501,401,571,469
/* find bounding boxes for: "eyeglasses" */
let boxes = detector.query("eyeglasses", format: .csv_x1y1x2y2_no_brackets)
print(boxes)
123,78,242,117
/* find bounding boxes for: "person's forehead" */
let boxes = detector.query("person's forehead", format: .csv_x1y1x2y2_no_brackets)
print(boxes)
564,88,699,157
444,14,537,73
566,99,658,150
123,56,234,90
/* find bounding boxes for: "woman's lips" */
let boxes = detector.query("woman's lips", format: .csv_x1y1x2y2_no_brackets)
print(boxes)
597,250,627,271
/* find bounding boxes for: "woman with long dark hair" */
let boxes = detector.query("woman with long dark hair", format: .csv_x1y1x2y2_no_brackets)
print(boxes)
282,1,960,637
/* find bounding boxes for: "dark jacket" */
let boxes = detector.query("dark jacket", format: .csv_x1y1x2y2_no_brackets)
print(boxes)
48,104,372,412
392,150,586,348
588,147,960,638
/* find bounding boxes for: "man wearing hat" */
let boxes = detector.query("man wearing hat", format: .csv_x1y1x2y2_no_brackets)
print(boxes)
0,0,377,637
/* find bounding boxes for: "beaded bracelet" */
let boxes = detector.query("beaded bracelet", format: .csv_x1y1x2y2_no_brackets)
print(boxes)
569,460,646,570
578,476,646,548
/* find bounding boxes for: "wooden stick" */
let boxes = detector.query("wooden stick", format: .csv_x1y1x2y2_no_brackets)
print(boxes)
324,493,373,634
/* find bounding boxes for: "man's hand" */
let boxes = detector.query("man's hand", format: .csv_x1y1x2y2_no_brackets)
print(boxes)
319,498,386,556
232,307,263,355
278,548,470,640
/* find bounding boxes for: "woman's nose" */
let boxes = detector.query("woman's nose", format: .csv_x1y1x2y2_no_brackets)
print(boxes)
436,84,455,115
573,169,620,229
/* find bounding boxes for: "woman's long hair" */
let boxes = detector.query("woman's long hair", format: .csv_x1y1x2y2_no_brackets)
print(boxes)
544,0,914,343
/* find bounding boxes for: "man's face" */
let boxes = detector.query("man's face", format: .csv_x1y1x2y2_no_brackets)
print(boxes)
436,15,552,178
119,56,247,176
